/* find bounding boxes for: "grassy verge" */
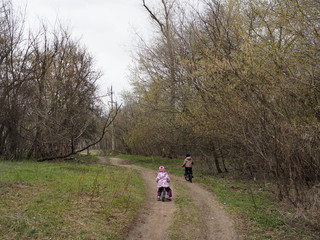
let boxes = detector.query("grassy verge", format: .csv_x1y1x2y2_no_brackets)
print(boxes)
0,157,144,240
117,154,183,176
168,183,205,240
117,154,318,240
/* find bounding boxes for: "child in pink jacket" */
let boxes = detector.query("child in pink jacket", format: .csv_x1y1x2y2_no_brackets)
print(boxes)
156,166,172,201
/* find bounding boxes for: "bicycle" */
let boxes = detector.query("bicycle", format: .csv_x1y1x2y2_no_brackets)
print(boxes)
158,187,172,201
184,171,193,183
160,187,167,201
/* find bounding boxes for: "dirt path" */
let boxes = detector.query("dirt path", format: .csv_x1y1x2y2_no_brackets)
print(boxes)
98,157,241,240
171,175,239,240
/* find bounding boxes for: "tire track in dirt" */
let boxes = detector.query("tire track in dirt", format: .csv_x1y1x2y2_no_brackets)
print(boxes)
99,157,241,240
99,157,176,240
172,175,239,240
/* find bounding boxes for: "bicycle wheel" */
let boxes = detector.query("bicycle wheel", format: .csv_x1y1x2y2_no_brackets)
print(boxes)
189,173,192,183
184,175,190,182
161,188,166,201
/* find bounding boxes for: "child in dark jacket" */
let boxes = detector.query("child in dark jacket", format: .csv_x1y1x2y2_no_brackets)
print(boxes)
182,153,193,178
156,166,172,201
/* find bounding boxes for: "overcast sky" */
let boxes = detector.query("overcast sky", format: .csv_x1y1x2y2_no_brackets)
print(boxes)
12,0,155,99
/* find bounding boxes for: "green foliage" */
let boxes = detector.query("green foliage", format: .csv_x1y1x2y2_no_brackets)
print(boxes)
0,159,144,240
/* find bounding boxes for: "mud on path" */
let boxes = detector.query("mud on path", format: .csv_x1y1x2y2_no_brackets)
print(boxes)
98,157,241,240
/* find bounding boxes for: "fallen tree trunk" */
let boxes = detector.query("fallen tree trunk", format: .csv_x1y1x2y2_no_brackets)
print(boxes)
37,105,120,162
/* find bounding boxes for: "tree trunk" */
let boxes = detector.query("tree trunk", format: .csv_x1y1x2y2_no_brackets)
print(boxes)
212,144,223,173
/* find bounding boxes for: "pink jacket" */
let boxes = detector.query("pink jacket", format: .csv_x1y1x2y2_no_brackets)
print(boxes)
156,171,170,188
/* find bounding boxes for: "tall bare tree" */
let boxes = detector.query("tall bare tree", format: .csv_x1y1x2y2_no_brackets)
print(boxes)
0,1,119,161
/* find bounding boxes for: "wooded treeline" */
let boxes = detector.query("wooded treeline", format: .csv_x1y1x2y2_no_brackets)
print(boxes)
115,0,320,211
0,1,115,161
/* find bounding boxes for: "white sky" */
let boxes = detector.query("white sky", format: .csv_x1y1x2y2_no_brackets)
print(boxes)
12,0,155,100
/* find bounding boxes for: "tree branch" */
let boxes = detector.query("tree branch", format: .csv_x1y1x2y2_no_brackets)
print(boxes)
142,0,165,33
36,105,121,162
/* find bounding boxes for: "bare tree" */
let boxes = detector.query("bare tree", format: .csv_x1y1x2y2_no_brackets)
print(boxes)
0,1,119,161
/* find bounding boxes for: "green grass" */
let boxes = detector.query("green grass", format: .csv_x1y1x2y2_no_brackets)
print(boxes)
168,184,205,240
196,176,287,239
1,154,317,239
117,154,317,240
0,157,145,240
117,154,183,176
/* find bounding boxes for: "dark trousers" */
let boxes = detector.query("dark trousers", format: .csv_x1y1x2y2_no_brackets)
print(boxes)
157,187,172,197
184,167,193,177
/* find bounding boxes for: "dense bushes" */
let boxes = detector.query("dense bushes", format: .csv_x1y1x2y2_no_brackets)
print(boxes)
115,0,320,211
